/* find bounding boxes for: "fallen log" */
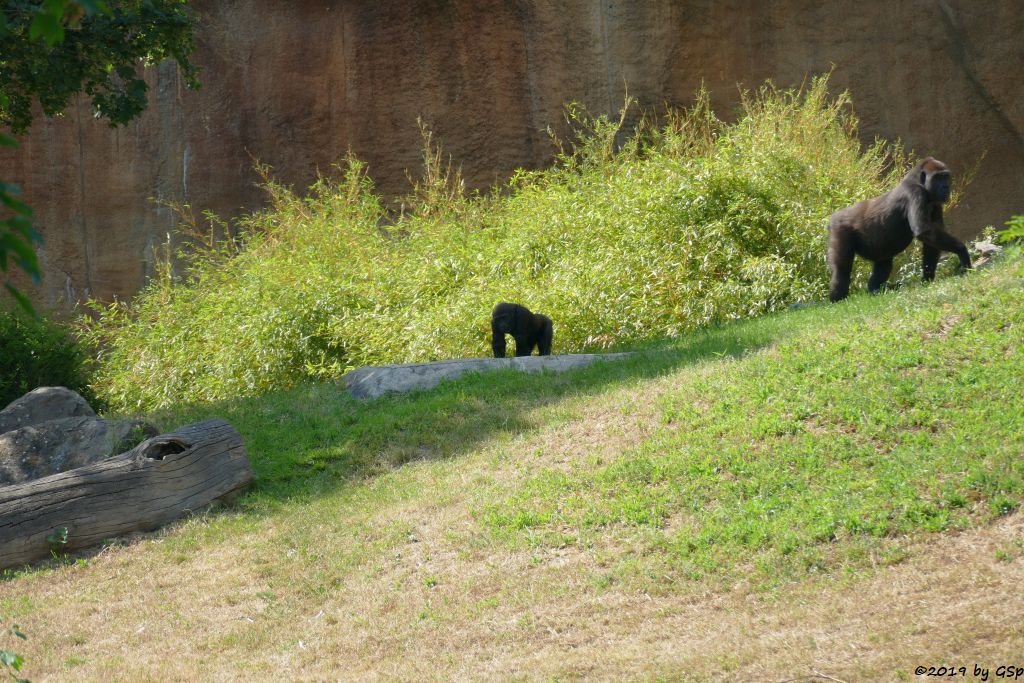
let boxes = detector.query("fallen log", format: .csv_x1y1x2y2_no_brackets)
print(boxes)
0,419,252,570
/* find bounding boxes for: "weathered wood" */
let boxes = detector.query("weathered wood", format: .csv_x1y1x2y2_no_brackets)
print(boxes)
0,419,252,570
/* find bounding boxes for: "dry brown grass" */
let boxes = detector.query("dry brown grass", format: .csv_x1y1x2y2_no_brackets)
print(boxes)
3,375,1022,681
6,499,1022,681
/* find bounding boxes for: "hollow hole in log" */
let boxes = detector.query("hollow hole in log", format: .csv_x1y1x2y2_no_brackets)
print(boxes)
141,438,188,461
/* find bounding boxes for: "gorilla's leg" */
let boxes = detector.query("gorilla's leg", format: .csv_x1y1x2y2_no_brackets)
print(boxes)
537,320,553,356
922,243,941,281
867,259,893,293
513,334,535,357
828,236,855,302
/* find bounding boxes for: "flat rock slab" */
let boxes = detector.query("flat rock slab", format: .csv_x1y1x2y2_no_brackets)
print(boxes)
343,353,634,399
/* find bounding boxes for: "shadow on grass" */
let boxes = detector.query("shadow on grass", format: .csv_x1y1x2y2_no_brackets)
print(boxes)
153,306,827,506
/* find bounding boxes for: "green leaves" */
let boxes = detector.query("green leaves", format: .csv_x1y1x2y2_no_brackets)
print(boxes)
0,309,94,407
78,0,112,15
28,12,63,47
1,618,29,683
28,0,109,46
996,214,1024,244
1,1,198,133
45,527,69,547
0,188,31,217
1,177,41,313
0,651,24,671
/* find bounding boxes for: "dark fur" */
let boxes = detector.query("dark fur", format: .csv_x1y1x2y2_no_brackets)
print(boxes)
827,157,971,302
491,302,553,358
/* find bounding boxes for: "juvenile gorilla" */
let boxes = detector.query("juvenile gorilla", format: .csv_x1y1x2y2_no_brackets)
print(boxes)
491,302,553,358
827,157,971,302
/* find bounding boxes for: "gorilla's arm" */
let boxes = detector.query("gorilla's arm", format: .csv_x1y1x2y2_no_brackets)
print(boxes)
491,323,507,358
919,230,971,271
907,187,971,272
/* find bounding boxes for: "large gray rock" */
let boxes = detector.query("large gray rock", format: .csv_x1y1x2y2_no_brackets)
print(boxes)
343,353,634,399
0,416,159,486
0,386,95,434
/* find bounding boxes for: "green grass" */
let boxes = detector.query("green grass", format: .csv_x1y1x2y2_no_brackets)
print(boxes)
479,257,1024,583
2,254,1021,682
141,254,1024,589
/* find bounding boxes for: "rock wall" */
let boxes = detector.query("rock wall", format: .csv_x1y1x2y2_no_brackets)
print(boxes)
3,0,1022,308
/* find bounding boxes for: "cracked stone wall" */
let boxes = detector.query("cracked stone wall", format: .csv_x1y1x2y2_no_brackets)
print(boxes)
2,0,1022,309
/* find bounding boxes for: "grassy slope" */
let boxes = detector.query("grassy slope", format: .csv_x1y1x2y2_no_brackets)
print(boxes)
2,257,1023,681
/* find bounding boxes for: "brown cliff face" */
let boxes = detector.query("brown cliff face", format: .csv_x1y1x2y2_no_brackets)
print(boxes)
3,0,1022,309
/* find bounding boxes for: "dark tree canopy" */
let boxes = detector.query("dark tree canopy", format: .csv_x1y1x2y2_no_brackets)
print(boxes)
0,0,199,134
1,1,198,309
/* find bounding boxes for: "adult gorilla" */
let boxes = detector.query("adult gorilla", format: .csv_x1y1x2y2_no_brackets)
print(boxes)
491,302,553,357
827,157,971,302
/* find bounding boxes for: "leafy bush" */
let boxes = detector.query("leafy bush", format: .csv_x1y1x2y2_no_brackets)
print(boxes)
0,309,94,409
997,214,1024,244
85,76,913,411
1,616,28,683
